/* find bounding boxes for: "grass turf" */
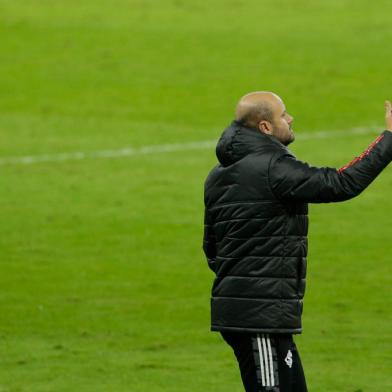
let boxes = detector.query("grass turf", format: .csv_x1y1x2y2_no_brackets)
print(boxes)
1,1,392,391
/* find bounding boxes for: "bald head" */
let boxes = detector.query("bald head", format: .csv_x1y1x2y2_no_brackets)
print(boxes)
234,91,295,146
235,91,283,129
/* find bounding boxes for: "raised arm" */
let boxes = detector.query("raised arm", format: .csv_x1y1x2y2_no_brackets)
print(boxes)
268,101,392,203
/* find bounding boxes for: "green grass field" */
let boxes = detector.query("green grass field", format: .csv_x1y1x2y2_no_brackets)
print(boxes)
1,1,392,391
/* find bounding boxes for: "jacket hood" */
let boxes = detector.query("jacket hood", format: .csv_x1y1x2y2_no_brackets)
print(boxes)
216,120,287,167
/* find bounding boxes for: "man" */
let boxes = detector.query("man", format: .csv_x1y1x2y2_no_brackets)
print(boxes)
203,91,392,392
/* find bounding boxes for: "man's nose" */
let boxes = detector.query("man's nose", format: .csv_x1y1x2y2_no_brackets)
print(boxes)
288,115,293,124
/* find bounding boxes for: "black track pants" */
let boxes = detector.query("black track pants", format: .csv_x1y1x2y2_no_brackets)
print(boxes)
221,332,308,392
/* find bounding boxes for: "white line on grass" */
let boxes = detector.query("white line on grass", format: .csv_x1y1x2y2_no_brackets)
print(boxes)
0,126,380,166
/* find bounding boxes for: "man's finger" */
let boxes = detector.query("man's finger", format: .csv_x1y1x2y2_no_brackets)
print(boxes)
385,100,392,116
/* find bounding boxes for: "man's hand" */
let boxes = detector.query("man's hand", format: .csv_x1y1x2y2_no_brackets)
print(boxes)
385,100,392,131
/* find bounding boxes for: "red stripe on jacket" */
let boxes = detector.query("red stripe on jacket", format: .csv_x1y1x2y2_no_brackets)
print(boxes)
337,134,385,173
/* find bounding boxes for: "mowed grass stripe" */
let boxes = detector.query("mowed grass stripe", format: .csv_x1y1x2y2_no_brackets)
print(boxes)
0,126,380,166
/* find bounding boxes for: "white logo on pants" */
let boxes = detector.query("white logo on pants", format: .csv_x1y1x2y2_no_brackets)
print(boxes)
285,350,293,368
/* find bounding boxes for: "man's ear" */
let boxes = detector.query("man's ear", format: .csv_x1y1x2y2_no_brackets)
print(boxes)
258,121,273,135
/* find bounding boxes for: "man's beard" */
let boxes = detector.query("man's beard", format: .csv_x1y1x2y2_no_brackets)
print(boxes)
272,124,294,146
283,133,295,146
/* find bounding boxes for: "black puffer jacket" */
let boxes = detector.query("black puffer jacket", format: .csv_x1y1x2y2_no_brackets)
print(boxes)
203,120,392,333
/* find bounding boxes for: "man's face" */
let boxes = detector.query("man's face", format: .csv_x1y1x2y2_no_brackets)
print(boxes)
271,100,295,146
